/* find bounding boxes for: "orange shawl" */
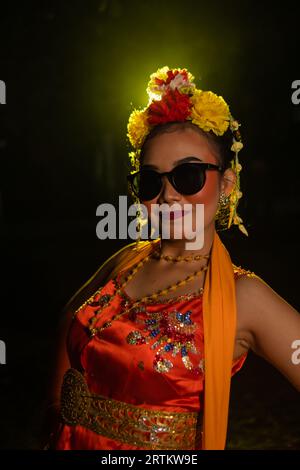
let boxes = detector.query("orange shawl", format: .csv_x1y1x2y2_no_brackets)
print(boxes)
99,231,236,450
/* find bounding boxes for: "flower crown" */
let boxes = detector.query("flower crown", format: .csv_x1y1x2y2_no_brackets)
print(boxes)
127,66,248,236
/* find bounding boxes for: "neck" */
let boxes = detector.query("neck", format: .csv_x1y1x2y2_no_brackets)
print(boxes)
158,223,215,258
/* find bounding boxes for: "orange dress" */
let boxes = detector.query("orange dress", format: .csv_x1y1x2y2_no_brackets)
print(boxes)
52,268,247,450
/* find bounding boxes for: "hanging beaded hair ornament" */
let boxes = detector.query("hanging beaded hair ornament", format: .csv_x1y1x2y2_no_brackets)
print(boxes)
126,66,248,237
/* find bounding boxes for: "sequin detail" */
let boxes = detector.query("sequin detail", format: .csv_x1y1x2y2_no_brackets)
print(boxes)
127,309,204,375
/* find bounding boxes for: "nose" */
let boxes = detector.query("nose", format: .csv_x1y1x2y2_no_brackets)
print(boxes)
158,175,181,203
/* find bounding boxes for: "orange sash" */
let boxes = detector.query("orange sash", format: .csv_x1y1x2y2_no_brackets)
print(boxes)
202,231,236,449
96,231,236,450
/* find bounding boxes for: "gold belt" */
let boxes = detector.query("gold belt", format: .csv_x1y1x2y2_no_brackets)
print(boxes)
60,368,202,450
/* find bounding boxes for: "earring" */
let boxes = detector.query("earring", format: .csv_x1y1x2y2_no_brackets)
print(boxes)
135,201,149,248
133,196,141,248
215,191,230,229
135,206,142,248
218,191,230,210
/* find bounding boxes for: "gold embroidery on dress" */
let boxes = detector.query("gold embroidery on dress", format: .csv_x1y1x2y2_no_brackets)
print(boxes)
233,264,257,278
60,368,202,450
71,264,256,324
72,286,104,319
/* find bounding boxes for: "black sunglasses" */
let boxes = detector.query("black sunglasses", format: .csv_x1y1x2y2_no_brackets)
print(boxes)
127,161,223,201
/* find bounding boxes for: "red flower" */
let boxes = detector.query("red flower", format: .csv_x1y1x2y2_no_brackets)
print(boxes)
154,69,189,87
148,88,191,125
166,69,189,84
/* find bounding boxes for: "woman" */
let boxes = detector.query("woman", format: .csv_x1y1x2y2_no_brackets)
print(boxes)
46,66,300,450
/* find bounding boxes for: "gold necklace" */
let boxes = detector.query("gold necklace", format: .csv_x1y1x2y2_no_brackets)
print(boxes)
152,249,210,263
87,250,209,337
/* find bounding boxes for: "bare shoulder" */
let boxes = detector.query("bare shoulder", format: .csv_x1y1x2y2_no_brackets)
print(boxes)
235,268,288,314
235,268,268,301
235,268,284,332
234,265,298,349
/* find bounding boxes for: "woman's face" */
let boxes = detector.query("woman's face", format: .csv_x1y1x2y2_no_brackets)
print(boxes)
140,127,223,242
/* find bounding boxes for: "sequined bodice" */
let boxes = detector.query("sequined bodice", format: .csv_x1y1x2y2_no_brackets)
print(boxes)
54,266,248,450
67,273,208,411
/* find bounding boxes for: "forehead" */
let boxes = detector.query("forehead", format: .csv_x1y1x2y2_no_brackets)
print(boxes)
142,128,219,169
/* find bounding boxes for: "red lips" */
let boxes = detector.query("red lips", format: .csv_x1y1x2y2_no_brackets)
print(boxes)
169,210,187,220
160,209,191,220
169,211,181,220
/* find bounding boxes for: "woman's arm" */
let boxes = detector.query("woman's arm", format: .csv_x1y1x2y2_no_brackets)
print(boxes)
236,275,300,391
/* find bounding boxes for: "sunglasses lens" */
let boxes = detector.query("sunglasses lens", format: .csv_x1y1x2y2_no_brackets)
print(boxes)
130,164,208,200
135,170,162,200
173,163,206,194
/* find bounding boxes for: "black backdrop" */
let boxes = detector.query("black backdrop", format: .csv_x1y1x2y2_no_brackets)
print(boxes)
0,0,300,449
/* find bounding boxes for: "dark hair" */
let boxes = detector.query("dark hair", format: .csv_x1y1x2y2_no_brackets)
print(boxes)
139,121,234,172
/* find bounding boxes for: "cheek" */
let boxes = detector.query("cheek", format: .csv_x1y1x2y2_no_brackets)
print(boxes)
184,173,219,206
182,174,219,233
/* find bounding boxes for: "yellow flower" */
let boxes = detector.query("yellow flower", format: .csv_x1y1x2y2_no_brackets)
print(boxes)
149,65,169,85
231,141,244,153
127,108,150,149
190,90,230,136
129,150,140,171
230,119,240,131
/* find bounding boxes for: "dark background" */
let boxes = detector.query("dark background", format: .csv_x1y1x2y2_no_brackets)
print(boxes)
0,0,300,449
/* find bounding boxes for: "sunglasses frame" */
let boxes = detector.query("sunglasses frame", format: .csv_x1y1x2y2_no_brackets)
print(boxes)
127,161,223,200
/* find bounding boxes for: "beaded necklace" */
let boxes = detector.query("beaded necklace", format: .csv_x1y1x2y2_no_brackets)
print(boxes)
151,248,210,263
86,250,209,338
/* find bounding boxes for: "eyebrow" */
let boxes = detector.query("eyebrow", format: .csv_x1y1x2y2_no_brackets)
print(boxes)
142,156,203,170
